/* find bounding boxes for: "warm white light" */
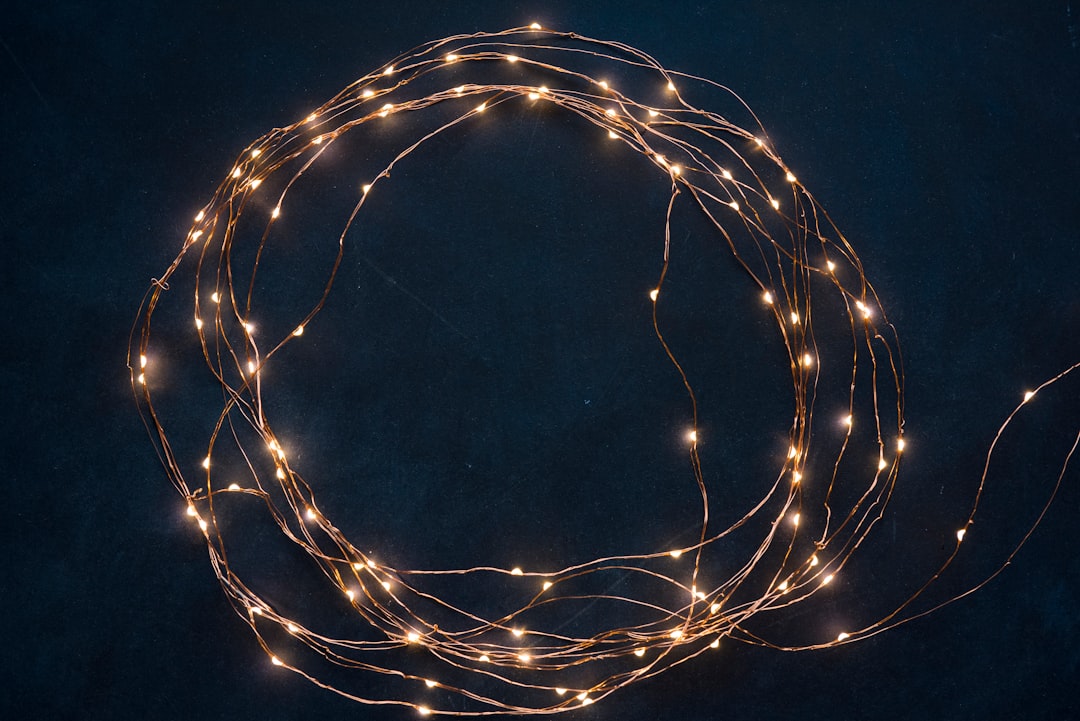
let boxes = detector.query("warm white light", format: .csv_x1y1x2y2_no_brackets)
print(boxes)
634,648,646,657
687,430,698,443
271,656,283,666
826,260,836,272
822,573,835,585
361,183,372,194
1024,390,1035,401
802,353,814,367
542,580,553,591
202,456,211,469
529,22,542,30
878,457,888,471
512,628,525,637
649,288,659,301
292,325,304,336
511,566,523,576
728,200,740,211
837,632,850,642
956,528,966,542
506,54,519,63
785,171,797,183
425,679,437,688
669,549,683,558
763,291,774,304
194,210,205,222
382,65,394,76
271,206,281,219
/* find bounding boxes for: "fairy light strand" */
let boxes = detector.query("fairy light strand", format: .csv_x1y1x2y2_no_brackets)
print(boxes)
127,24,1079,716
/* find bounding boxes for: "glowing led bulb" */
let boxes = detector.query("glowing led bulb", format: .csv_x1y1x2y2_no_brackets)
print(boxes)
790,512,800,527
608,130,618,139
529,22,542,29
271,206,281,219
445,53,459,62
785,171,797,183
361,89,374,98
542,580,553,591
728,200,740,211
425,678,437,688
897,437,906,452
475,102,486,112
194,209,205,222
792,470,803,483
763,291,774,304
826,259,837,272
666,81,676,91
634,648,646,657
1024,390,1035,401
512,628,525,637
878,457,888,471
669,549,683,558
686,429,698,443
710,638,721,648
382,65,394,76
418,706,431,716
770,198,780,210
361,183,372,194
511,566,523,576
506,54,519,63
292,325,304,337
271,656,283,666
956,528,966,542
791,311,800,324
649,288,659,301
822,573,835,585
518,653,531,663
843,414,853,426
228,483,240,491
837,632,850,642
210,291,220,304
202,456,211,470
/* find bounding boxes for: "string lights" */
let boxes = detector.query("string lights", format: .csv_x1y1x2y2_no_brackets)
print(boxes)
128,24,1079,715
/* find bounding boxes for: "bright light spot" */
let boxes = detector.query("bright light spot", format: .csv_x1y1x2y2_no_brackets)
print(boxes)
686,429,698,443
634,648,646,657
649,288,659,302
790,513,800,527
518,653,531,663
195,210,205,222
957,528,966,542
511,567,523,576
878,457,888,471
512,628,525,638
837,632,850,642
802,353,814,367
542,580,553,591
271,206,281,219
822,573,835,585
202,456,211,470
710,638,720,648
292,325,304,337
827,260,837,272
530,22,542,30
669,549,683,558
728,200,740,211
506,55,519,63
362,184,372,194
210,291,220,304
770,198,780,210
425,679,437,688
763,291,774,304
667,81,676,91
383,65,394,76
445,53,458,62
785,171,797,183
271,656,283,666
1024,390,1035,401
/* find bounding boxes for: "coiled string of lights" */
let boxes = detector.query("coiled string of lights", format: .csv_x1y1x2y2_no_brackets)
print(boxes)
128,24,1079,716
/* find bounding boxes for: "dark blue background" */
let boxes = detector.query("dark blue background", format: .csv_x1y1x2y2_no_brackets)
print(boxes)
3,1,1079,719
